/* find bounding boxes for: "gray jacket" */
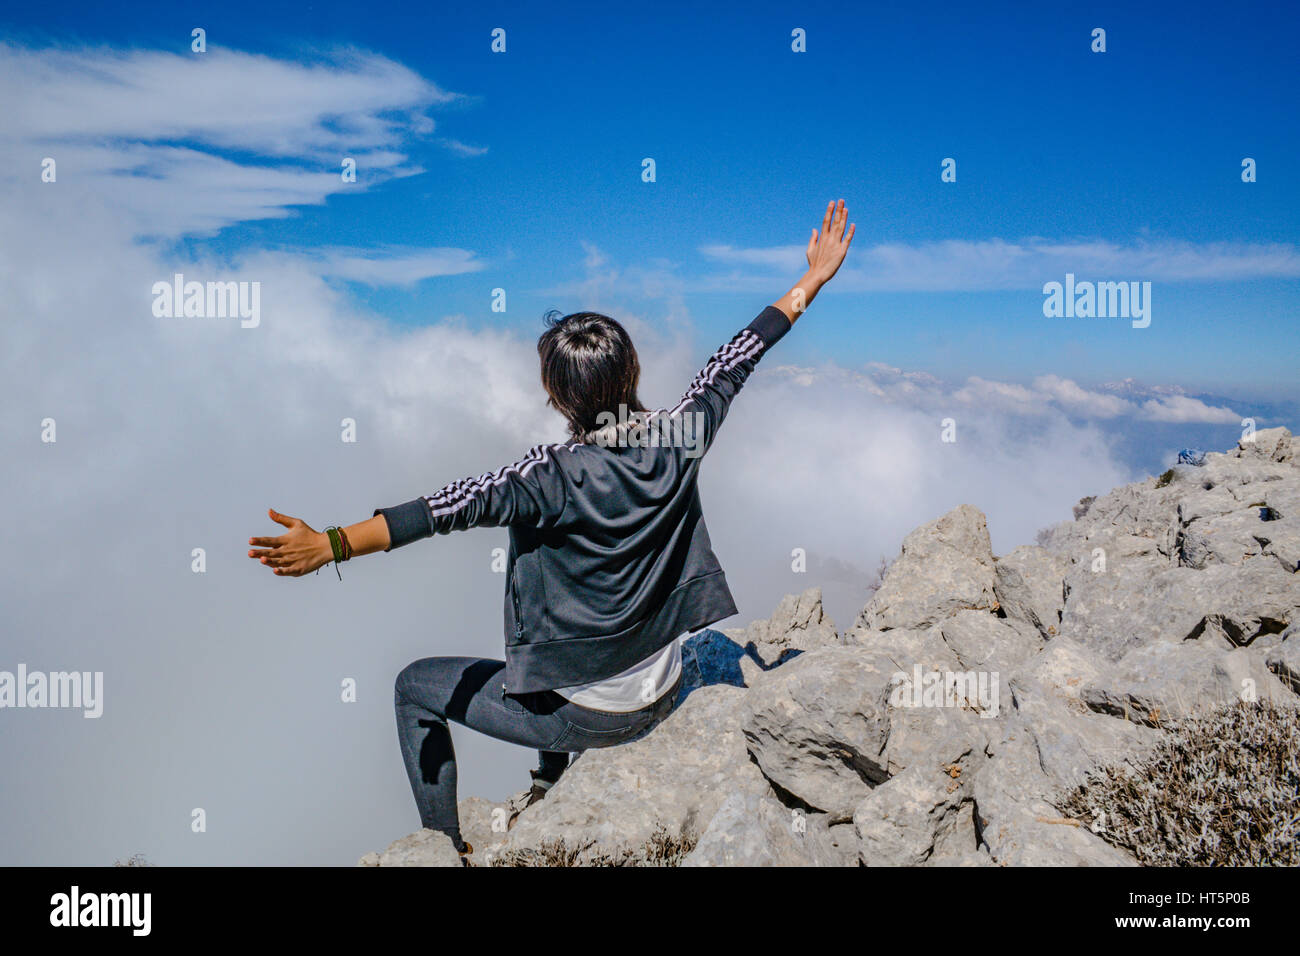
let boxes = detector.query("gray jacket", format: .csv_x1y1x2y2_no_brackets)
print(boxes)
375,305,792,693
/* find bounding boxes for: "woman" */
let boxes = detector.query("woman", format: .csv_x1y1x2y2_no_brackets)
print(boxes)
247,200,855,858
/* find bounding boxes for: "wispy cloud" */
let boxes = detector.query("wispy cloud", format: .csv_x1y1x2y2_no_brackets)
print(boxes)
699,237,1300,292
773,365,1238,426
0,42,475,239
289,247,486,285
436,137,488,157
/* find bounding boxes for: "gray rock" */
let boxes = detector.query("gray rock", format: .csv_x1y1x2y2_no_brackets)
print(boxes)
1264,629,1300,694
1011,635,1104,701
882,683,992,776
723,586,839,667
358,828,462,867
740,648,892,819
498,685,768,861
681,791,844,867
1177,508,1271,568
972,727,1137,866
457,795,512,863
843,625,960,671
994,545,1068,638
853,732,984,866
842,627,992,775
1059,558,1196,662
939,609,1043,677
929,848,996,866
1257,517,1300,574
1008,671,1159,791
855,505,997,632
1081,639,1294,726
1231,426,1294,463
1180,562,1298,646
1059,536,1296,659
806,821,860,867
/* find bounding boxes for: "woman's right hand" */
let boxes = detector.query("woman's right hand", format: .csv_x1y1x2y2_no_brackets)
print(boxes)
248,508,334,577
805,199,855,283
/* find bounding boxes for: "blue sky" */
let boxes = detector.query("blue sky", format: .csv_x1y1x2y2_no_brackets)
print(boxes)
6,0,1297,398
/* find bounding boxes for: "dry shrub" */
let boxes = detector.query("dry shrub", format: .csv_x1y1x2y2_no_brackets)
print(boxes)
1059,701,1300,866
484,826,697,867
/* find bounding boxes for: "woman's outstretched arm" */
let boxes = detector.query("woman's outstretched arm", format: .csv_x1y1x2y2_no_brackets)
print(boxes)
247,508,388,577
772,198,855,323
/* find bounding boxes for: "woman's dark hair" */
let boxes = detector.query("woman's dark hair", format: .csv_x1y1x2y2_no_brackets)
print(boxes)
538,310,647,439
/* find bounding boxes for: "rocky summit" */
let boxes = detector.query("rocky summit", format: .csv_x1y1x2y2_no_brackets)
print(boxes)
360,428,1299,867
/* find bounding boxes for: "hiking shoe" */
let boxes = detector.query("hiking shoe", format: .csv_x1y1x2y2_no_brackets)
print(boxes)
507,770,561,830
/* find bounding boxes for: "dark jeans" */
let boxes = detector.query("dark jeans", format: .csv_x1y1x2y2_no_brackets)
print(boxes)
394,656,681,849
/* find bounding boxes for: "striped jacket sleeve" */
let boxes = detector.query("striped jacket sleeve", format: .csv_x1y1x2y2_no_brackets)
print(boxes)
374,444,570,549
669,305,792,457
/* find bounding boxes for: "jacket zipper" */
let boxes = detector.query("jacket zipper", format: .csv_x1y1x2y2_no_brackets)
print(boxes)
506,579,524,695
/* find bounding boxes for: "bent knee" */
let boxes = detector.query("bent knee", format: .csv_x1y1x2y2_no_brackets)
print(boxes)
394,658,432,705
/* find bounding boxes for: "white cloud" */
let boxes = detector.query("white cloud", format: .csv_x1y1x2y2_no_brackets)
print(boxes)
2,43,457,153
1140,395,1241,424
699,237,1300,292
301,247,486,285
0,43,473,238
1032,374,1133,418
437,138,489,157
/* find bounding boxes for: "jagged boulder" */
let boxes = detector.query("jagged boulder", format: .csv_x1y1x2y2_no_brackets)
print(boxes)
1081,639,1294,726
1266,628,1300,692
740,647,892,819
723,586,839,667
1231,426,1293,463
853,730,986,866
972,726,1138,866
495,685,768,861
681,791,854,867
994,545,1068,638
854,504,997,632
1007,640,1160,790
358,828,462,867
938,609,1042,676
1058,538,1298,659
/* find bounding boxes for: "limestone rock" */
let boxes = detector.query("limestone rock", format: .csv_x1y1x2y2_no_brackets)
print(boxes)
740,647,891,819
855,505,997,631
723,586,839,667
853,732,985,866
358,828,462,867
1265,629,1300,693
681,791,851,867
1231,426,1293,463
994,545,1068,638
1081,639,1294,726
497,685,767,862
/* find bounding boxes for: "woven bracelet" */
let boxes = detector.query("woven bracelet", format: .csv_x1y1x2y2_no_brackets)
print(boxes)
325,526,345,563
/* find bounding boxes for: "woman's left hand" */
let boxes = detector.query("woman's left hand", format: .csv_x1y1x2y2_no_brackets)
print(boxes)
247,508,333,577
